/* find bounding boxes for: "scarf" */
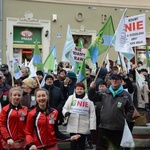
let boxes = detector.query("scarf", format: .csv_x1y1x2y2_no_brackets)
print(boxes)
109,85,124,97
75,92,85,99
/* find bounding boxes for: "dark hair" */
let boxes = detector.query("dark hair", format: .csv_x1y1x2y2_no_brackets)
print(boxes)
138,61,143,65
112,66,118,71
58,69,67,75
98,81,107,87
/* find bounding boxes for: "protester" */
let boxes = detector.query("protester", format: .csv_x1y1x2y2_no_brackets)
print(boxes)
0,64,12,86
95,66,108,90
64,71,77,96
54,69,68,100
43,74,65,125
0,87,28,149
98,80,107,91
20,66,30,81
21,77,36,111
136,68,150,125
0,71,11,108
89,74,134,150
85,68,95,149
25,88,80,150
62,82,96,150
36,70,44,83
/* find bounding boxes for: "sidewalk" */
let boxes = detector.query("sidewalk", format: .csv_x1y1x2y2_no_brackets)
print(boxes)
58,125,96,150
58,125,150,150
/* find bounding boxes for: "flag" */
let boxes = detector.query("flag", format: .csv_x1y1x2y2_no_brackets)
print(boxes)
120,53,127,71
32,40,43,71
77,59,87,92
28,58,37,78
135,70,145,88
146,44,150,68
78,39,83,48
61,24,75,66
24,59,28,67
73,39,83,73
111,8,134,60
105,53,110,71
40,73,47,87
86,16,115,64
13,59,22,79
43,43,56,72
77,59,86,82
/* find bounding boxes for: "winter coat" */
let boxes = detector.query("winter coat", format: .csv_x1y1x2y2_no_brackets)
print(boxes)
137,82,149,109
0,83,11,108
43,84,65,112
62,93,96,134
88,88,134,130
21,90,36,111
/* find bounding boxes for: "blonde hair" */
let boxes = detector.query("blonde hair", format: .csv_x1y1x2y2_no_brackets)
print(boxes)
9,87,23,101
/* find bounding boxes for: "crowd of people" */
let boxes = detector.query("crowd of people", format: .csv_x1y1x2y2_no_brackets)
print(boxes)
0,60,149,150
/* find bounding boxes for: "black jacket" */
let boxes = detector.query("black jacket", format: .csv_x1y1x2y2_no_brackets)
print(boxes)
43,84,65,112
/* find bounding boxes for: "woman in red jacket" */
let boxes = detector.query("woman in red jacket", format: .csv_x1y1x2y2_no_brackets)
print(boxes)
25,88,80,150
0,87,28,149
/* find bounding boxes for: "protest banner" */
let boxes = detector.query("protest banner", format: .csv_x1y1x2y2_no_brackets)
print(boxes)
125,14,146,47
70,98,89,115
72,47,87,62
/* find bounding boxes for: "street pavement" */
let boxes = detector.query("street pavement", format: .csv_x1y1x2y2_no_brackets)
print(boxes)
58,125,96,150
58,125,150,150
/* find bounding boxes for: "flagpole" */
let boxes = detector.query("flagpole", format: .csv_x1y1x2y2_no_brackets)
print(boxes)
93,46,111,83
10,61,14,87
134,47,137,66
36,76,41,88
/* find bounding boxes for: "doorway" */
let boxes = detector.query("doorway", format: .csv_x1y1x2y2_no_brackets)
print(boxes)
22,49,33,63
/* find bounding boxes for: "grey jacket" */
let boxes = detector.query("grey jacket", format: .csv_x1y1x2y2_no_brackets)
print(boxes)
89,88,134,131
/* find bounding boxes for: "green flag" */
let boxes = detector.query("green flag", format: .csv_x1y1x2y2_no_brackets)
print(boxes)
78,39,83,48
73,39,84,73
32,40,43,71
43,44,56,72
77,59,87,92
86,16,115,64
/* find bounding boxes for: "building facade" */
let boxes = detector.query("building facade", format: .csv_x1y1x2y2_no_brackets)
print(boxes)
1,0,150,66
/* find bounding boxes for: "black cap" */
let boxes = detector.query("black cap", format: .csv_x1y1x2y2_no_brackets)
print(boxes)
0,64,8,71
45,75,54,81
36,71,44,77
111,74,122,80
139,68,148,73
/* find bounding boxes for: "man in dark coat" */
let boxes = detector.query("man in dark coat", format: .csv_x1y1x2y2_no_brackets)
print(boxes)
0,71,11,108
0,64,12,86
43,74,65,125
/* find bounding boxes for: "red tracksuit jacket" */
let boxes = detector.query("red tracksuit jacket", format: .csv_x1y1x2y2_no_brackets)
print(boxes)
25,106,59,148
0,103,28,148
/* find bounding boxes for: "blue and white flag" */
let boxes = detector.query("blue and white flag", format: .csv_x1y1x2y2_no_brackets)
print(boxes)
13,59,22,79
61,25,75,66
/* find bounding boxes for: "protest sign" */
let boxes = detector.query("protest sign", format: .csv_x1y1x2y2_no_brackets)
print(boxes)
70,98,89,115
125,14,146,47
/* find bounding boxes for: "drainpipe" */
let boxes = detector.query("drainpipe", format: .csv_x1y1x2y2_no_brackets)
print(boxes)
0,0,2,65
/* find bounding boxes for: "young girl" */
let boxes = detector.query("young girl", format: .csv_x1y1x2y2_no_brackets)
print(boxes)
25,88,80,150
62,82,96,150
0,87,28,149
